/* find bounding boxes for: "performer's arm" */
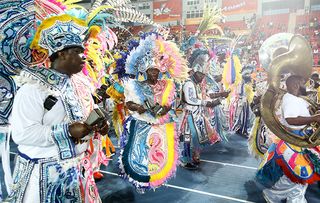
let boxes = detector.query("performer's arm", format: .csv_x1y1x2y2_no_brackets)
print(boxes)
286,115,320,126
11,84,56,147
209,91,230,99
183,81,220,107
11,84,91,147
282,94,320,126
126,101,146,114
183,81,205,106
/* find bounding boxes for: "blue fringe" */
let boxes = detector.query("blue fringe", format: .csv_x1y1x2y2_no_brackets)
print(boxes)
304,149,320,174
256,156,283,187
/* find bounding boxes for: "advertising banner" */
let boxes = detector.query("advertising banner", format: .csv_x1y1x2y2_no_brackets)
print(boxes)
153,0,182,23
222,0,258,15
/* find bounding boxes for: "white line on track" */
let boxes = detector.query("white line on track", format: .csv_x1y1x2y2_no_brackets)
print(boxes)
200,159,258,170
100,170,255,203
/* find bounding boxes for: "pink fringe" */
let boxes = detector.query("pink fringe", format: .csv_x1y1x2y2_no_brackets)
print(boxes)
149,122,179,188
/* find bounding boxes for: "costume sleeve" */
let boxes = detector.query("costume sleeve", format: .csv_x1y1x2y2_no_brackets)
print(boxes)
11,84,56,147
124,79,144,104
183,81,206,106
11,84,77,160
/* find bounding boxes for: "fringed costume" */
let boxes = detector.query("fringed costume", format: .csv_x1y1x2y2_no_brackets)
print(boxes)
231,65,255,136
247,80,274,160
257,92,320,202
206,59,230,142
180,48,221,167
118,34,189,190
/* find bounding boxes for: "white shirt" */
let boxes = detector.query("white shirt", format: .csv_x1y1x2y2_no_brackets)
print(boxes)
281,93,310,130
10,83,88,159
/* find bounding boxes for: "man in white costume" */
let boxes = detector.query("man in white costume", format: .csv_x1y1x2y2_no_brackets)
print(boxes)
180,48,221,169
5,14,108,202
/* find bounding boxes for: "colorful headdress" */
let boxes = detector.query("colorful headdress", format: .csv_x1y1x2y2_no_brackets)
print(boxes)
31,14,87,56
111,51,129,79
188,48,209,73
125,34,189,83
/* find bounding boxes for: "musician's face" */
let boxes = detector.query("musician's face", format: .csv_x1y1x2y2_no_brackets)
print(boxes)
298,78,307,96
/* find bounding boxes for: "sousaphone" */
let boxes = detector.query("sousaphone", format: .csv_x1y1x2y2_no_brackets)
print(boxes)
261,34,320,147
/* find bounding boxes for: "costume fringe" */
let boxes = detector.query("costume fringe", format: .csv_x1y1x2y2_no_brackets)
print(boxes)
149,123,179,187
256,155,283,187
304,149,320,174
120,119,151,184
102,135,115,157
118,118,179,190
248,117,265,159
244,84,254,104
222,55,242,91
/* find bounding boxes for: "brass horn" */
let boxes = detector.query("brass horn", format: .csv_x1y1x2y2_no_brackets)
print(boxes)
261,34,320,147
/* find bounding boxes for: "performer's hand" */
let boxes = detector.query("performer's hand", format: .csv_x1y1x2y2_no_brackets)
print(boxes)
209,93,219,99
137,105,147,114
206,99,221,108
220,91,230,98
126,101,146,114
159,105,171,116
69,122,92,139
97,120,109,135
212,99,221,107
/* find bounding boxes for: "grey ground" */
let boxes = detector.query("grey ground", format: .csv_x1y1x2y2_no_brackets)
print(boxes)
1,134,319,203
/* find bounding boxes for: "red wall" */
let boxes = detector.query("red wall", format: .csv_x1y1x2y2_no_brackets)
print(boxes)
153,0,182,23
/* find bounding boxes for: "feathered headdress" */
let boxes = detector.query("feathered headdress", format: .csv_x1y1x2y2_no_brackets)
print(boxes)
188,48,209,73
181,6,225,52
125,34,189,83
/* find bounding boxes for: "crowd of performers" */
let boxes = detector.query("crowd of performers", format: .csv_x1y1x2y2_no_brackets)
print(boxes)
0,0,320,202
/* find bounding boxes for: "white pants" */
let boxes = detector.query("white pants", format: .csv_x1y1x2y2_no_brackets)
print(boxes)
263,175,308,203
23,164,40,202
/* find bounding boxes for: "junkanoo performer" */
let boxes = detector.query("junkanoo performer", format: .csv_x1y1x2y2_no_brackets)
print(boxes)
6,14,109,202
232,65,255,137
248,77,274,160
257,75,320,203
180,48,222,169
119,33,189,190
206,58,230,142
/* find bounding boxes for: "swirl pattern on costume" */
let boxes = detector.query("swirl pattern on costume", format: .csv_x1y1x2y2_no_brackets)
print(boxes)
0,1,34,75
0,73,16,125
